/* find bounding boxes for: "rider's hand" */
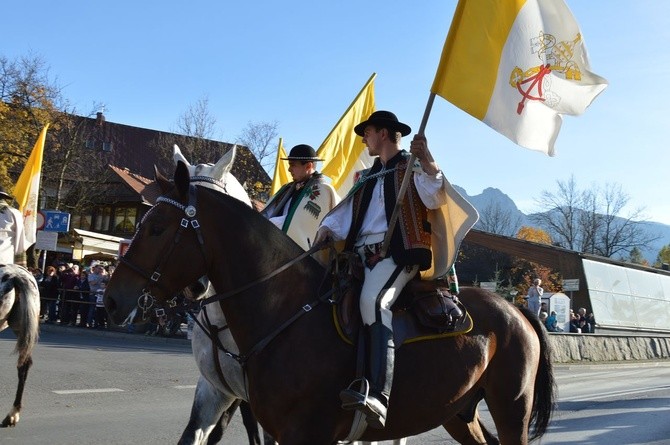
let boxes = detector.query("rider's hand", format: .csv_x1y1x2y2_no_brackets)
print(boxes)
313,226,335,249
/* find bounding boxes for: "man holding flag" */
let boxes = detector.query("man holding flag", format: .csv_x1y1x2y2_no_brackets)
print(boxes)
314,110,478,429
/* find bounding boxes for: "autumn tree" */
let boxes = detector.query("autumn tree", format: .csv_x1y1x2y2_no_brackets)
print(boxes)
503,225,561,301
0,54,114,266
656,244,670,268
0,54,62,188
516,226,552,245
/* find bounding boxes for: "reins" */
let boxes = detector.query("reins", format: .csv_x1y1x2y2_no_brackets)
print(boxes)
122,180,340,365
200,241,326,306
198,240,338,366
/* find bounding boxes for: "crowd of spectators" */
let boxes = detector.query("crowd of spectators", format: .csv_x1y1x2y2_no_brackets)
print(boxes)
30,261,114,329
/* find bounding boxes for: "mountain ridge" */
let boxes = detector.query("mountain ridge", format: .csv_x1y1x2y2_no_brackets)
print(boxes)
455,185,670,264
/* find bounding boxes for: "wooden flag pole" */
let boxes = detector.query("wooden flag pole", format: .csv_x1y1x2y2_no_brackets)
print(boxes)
378,92,436,259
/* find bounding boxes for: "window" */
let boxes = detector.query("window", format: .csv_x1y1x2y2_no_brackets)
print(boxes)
114,207,137,234
71,213,92,231
94,206,112,232
102,142,113,152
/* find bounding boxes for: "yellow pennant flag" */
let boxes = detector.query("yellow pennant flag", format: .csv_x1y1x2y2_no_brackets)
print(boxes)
432,0,607,156
14,124,49,245
270,138,290,196
317,73,376,194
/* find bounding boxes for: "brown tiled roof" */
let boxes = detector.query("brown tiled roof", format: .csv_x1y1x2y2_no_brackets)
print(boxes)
108,165,161,205
74,115,270,188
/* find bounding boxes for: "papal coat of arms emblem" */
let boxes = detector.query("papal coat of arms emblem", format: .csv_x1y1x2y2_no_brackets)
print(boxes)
509,31,584,114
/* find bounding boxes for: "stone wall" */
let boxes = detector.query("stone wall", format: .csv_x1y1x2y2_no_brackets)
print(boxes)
548,333,670,363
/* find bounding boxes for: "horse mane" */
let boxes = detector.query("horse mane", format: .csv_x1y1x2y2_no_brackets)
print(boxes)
198,186,325,274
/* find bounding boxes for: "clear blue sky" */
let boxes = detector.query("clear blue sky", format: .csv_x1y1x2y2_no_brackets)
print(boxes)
4,1,669,225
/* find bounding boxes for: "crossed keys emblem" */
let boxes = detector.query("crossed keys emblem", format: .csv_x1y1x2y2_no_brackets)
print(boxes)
509,31,583,114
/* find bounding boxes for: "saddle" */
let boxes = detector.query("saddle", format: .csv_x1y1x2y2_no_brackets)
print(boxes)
331,253,472,347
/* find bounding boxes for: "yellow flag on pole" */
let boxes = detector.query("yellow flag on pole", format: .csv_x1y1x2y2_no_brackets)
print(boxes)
317,73,376,194
431,0,607,156
14,124,49,245
270,138,290,196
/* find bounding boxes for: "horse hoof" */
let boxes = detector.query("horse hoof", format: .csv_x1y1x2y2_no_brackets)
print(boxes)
1,411,19,427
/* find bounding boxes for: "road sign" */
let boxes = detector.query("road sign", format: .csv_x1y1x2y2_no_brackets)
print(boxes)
35,231,59,251
39,210,71,232
562,279,580,292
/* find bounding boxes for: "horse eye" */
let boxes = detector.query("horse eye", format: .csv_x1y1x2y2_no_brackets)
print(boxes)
149,225,164,236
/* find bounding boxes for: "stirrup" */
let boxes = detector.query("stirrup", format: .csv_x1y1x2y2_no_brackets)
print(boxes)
339,378,369,410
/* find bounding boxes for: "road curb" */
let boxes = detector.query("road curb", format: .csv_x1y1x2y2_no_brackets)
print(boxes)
39,320,192,346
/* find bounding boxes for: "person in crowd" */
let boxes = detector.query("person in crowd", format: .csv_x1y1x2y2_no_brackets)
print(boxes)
59,265,79,325
41,265,61,324
313,110,459,429
526,278,544,317
540,301,548,314
577,307,595,333
94,280,108,330
75,269,91,327
0,185,27,266
87,264,107,327
585,312,596,333
539,311,549,327
569,309,584,333
545,310,563,332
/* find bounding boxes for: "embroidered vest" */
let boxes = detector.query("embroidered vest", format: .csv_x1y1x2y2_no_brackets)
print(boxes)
345,151,432,270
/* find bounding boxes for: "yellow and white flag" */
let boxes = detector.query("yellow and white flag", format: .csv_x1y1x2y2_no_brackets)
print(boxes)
317,73,376,194
432,0,607,156
14,124,49,245
270,138,290,196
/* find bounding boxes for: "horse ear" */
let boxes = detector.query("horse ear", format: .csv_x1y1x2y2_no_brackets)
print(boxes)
173,144,190,167
154,165,172,193
209,145,236,179
174,160,191,197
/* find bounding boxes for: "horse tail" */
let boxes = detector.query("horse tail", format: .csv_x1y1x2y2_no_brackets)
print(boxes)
11,266,40,366
520,306,556,440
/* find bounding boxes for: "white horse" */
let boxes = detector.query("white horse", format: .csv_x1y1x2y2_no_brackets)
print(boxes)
0,263,40,427
173,145,405,445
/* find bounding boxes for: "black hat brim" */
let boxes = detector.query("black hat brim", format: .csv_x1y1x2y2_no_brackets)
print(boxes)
280,157,324,162
354,118,411,137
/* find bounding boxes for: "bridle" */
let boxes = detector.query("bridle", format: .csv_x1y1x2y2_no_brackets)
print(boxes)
118,178,327,324
119,181,206,321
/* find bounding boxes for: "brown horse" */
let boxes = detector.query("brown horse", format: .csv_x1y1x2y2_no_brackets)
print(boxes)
0,264,40,427
105,162,555,444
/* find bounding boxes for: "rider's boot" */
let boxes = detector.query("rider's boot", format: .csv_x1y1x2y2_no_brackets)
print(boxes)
340,321,394,429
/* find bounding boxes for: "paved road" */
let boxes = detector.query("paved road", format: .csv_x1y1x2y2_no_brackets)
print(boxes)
2,324,670,444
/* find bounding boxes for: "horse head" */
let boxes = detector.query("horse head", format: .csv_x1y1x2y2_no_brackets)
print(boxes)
105,161,293,327
173,144,252,208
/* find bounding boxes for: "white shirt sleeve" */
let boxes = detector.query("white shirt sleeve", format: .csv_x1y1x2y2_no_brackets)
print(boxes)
319,199,353,241
413,169,448,209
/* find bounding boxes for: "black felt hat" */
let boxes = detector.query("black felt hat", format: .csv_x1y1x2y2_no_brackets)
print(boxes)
281,144,324,162
354,110,411,137
0,185,13,201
